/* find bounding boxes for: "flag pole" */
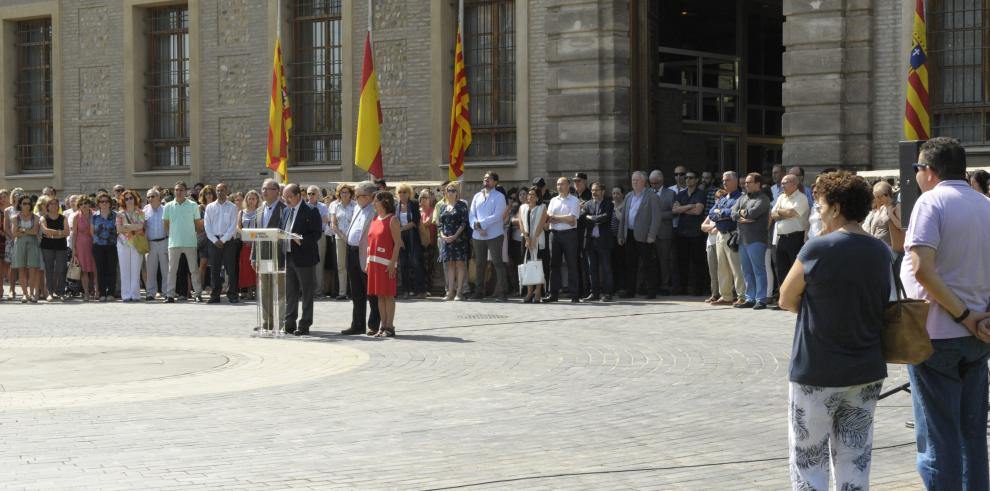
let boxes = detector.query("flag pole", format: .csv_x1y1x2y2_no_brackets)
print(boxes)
275,0,282,183
369,0,374,181
457,0,465,183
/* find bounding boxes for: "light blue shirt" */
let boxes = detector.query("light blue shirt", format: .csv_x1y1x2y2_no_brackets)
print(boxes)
627,190,644,230
142,204,166,240
468,188,506,240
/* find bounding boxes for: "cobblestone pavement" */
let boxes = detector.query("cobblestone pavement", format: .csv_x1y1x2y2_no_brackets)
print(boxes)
1,296,925,490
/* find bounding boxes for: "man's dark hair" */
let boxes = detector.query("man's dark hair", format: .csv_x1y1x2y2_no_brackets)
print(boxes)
920,136,967,180
486,171,499,182
591,181,603,190
791,166,806,176
174,181,188,190
970,169,990,195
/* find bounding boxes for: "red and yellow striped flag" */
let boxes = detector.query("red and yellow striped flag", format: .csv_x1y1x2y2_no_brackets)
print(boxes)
448,24,472,181
355,31,384,179
904,0,930,141
266,38,292,184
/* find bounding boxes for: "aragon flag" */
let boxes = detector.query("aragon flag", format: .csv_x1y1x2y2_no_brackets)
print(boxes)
266,38,292,184
449,23,472,181
904,0,930,141
355,31,384,179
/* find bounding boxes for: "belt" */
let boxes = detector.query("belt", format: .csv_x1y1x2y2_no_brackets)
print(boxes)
150,237,166,242
778,231,804,238
368,255,391,266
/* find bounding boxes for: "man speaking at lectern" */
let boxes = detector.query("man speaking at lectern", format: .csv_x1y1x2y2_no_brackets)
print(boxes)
281,183,324,336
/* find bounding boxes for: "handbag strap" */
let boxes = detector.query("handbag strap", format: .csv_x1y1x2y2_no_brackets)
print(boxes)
890,259,908,303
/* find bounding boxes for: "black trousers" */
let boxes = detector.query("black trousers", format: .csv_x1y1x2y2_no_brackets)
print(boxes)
775,231,805,284
285,256,316,329
550,229,579,299
625,229,657,296
347,245,380,331
576,225,588,296
586,237,613,296
208,239,239,300
675,234,707,295
92,243,117,297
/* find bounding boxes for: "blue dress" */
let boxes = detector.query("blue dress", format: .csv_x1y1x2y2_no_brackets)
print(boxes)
438,200,469,262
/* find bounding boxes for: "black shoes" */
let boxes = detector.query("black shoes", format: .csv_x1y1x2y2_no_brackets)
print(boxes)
163,297,175,303
195,294,204,303
340,327,364,335
734,301,756,309
570,298,581,303
229,298,239,304
752,302,767,310
207,298,221,304
543,296,559,303
602,295,613,302
294,328,310,336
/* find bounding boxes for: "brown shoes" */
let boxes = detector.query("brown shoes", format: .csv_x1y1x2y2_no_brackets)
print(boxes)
711,298,735,306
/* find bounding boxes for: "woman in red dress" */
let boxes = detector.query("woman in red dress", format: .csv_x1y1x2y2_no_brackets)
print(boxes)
366,191,403,337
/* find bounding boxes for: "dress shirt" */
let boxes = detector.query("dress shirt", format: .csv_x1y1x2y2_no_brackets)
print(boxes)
283,201,301,233
347,203,375,247
142,204,166,240
331,200,356,238
626,190,645,230
262,201,279,228
771,183,783,203
547,194,580,231
772,191,809,235
204,199,238,243
468,188,506,240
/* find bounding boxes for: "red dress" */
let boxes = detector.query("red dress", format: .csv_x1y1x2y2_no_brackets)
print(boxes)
366,214,397,297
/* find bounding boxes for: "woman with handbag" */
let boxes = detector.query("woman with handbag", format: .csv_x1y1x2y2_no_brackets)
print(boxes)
395,183,425,299
115,190,146,302
518,186,548,303
39,197,69,301
778,171,892,491
437,183,469,301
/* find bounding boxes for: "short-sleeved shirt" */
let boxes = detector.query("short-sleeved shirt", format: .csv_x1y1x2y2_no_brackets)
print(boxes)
547,194,580,232
674,188,706,237
92,212,118,246
900,180,990,339
789,232,891,387
162,198,201,249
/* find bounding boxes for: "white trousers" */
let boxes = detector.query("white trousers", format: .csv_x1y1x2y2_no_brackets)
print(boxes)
789,380,883,491
117,241,143,301
145,239,169,297
167,247,202,298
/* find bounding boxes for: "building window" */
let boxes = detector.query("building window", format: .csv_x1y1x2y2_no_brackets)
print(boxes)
658,48,740,125
930,0,988,143
291,0,343,165
146,6,190,168
14,19,53,173
464,0,516,159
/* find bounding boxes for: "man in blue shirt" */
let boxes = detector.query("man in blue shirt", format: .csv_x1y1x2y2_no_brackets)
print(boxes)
468,171,508,302
708,171,745,305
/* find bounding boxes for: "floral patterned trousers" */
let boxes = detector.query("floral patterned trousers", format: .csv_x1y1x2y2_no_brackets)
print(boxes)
788,379,884,491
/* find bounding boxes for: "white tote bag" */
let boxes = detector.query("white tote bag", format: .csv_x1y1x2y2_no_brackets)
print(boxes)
518,249,545,287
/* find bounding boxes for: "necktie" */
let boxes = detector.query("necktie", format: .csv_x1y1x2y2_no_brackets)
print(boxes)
285,207,295,232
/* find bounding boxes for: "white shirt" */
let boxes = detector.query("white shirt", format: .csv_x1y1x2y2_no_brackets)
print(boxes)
468,188,506,240
203,199,238,243
347,203,374,247
772,191,810,236
330,200,356,238
547,194,580,231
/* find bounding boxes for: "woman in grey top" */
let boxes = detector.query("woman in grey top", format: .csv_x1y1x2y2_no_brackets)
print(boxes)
731,172,772,309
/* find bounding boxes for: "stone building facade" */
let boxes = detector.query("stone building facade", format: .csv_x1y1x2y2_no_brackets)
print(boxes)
0,0,963,195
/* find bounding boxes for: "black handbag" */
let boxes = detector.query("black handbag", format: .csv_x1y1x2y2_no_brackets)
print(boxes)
727,230,740,251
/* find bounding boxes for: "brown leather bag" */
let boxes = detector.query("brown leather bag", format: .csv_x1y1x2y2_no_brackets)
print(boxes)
883,264,932,364
888,204,905,253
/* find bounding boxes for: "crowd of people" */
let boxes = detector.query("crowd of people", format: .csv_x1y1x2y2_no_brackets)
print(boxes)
6,139,990,489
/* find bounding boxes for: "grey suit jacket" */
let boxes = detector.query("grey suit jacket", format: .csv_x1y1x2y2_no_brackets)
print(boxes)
619,189,661,244
656,187,676,240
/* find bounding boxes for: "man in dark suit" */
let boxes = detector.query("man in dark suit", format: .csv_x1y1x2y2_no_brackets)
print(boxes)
281,183,323,336
256,178,286,331
618,171,661,298
582,181,614,302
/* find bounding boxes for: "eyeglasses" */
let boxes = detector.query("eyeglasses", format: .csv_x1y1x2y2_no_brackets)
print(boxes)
446,189,457,193
307,192,316,196
674,173,686,177
912,163,930,172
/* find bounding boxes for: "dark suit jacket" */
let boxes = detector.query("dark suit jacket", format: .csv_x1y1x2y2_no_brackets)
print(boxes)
582,198,614,246
283,202,323,268
399,199,422,248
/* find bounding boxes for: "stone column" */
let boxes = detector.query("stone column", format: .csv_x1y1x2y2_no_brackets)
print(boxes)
545,0,631,184
782,0,873,172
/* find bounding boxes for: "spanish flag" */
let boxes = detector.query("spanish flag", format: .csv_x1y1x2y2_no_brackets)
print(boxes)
355,31,384,179
904,0,930,141
448,22,472,181
266,38,292,184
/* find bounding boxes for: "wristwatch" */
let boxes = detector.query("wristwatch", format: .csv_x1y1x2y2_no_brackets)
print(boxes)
953,308,971,324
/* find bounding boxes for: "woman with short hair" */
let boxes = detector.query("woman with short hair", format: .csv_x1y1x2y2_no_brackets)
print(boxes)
91,192,118,302
395,182,424,299
11,194,42,302
237,189,261,298
72,197,97,301
366,191,403,337
779,171,891,491
330,184,356,300
39,196,69,301
437,183,469,300
115,190,146,302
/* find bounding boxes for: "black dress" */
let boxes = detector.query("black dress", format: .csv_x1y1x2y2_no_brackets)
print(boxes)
438,201,470,262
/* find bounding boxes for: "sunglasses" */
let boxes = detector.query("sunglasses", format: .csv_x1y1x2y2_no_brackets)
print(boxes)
446,189,457,193
674,173,686,177
912,163,930,172
307,192,317,196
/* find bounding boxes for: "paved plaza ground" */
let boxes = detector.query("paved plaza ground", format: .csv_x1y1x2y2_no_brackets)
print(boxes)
1,296,926,489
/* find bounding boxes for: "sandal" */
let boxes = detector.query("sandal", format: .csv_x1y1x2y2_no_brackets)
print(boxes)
366,328,379,336
374,327,395,338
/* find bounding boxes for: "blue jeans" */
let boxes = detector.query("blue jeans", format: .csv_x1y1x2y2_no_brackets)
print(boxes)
738,241,767,303
908,336,990,491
